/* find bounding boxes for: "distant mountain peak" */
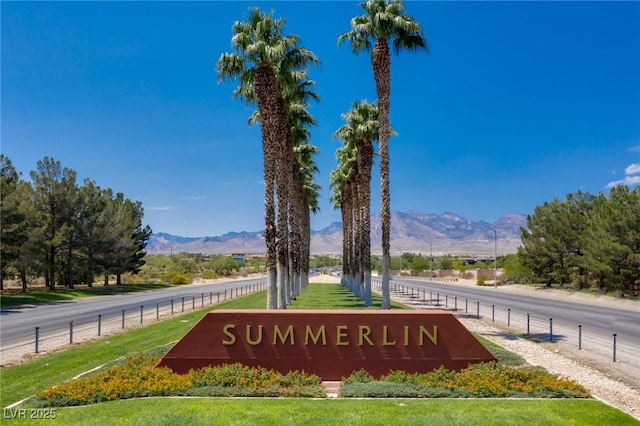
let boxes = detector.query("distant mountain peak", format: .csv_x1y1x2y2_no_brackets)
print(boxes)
147,211,526,256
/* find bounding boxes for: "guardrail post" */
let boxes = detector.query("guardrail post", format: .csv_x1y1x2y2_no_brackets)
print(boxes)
181,297,185,312
156,303,159,320
476,301,480,318
465,299,468,313
192,296,195,310
140,305,144,324
436,293,440,306
492,304,495,322
445,295,448,308
507,308,511,326
527,313,530,334
549,318,553,341
122,309,125,329
613,334,617,362
70,320,74,344
171,299,174,315
35,327,39,353
98,314,102,336
578,325,582,350
202,293,204,307
217,292,220,303
429,291,433,304
210,292,213,304
454,296,458,311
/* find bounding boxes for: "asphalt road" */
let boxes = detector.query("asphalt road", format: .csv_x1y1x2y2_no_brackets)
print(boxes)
387,277,640,346
0,278,266,342
1,276,638,349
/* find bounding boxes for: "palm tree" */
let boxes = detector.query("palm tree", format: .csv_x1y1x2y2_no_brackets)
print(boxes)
241,63,320,305
339,0,427,309
282,66,320,303
296,142,321,293
330,141,357,293
334,101,379,305
217,8,309,309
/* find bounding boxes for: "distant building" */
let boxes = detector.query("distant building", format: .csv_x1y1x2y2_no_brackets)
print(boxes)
231,253,245,263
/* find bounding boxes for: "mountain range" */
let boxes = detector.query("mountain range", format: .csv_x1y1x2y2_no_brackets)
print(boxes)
147,211,527,256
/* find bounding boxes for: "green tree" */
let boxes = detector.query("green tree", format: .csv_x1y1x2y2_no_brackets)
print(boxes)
408,255,430,275
501,253,533,284
109,196,151,285
440,254,454,271
0,155,29,290
339,0,428,309
29,157,78,290
12,181,43,292
519,193,593,287
590,186,640,294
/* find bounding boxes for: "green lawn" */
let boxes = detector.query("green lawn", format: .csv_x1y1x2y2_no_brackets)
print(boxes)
2,283,637,425
3,398,637,425
290,283,408,309
0,283,172,308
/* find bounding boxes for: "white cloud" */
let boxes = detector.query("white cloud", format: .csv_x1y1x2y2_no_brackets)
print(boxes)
183,195,208,200
624,163,640,175
629,145,640,153
606,175,640,188
147,206,175,211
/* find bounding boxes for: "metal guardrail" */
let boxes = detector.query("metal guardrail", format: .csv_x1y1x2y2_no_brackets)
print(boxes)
371,278,639,369
1,282,267,359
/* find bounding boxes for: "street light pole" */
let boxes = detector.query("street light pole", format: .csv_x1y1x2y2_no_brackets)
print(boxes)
426,240,433,277
492,228,497,287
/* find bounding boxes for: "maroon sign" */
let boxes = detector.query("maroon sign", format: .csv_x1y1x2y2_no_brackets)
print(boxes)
157,310,496,380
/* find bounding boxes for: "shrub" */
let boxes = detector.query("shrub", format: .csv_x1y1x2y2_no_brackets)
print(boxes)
35,354,190,406
341,369,374,384
170,274,189,285
201,270,217,280
186,363,280,391
340,362,589,399
34,355,325,407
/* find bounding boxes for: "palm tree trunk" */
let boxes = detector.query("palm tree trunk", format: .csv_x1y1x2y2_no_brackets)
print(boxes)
301,202,311,291
352,173,363,300
265,158,277,309
275,130,290,310
343,184,354,292
340,191,349,288
359,139,374,306
373,39,392,309
254,64,282,309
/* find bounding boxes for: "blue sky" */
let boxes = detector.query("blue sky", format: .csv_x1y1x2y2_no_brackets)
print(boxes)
2,1,639,237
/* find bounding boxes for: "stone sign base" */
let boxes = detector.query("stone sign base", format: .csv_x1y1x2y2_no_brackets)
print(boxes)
157,310,496,380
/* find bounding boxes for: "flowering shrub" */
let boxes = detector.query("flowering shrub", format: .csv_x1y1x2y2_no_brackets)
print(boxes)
35,353,323,406
35,355,589,406
36,353,190,406
187,363,280,390
342,362,590,398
